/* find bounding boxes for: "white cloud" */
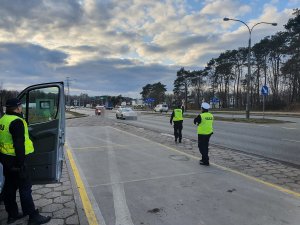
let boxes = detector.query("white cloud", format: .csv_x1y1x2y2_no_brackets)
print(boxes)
0,0,297,97
200,0,252,17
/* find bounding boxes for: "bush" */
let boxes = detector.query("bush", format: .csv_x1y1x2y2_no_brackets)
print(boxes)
265,98,287,110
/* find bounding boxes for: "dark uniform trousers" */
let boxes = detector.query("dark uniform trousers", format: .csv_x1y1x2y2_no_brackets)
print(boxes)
173,121,183,141
198,134,212,164
2,163,35,217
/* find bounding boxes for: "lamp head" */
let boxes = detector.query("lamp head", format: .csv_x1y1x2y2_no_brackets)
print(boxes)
223,17,230,21
272,23,277,26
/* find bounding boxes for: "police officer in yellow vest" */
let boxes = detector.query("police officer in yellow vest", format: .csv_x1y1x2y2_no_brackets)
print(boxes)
194,102,214,166
0,98,51,225
170,103,183,143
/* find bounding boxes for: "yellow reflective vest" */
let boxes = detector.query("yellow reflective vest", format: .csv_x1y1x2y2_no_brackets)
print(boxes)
197,112,214,135
0,114,34,156
173,109,183,121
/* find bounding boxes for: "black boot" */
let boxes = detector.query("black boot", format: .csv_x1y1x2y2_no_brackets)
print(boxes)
7,213,24,224
28,209,51,225
199,161,209,166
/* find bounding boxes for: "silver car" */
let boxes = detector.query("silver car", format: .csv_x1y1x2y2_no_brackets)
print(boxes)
154,104,169,112
116,107,137,120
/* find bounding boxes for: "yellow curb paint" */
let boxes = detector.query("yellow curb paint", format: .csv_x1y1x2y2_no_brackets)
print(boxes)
212,163,300,198
66,145,99,225
110,127,300,199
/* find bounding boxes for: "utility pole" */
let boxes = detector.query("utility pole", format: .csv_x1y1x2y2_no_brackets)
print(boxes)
223,17,277,119
66,77,76,111
66,77,70,110
0,81,3,116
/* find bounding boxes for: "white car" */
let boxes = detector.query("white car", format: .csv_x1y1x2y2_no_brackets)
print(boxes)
154,104,168,112
116,107,137,120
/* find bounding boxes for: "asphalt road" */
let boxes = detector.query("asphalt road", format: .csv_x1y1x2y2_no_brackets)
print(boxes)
73,108,300,166
67,124,300,225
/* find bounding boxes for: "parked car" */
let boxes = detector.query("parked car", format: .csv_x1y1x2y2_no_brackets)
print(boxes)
154,104,168,112
116,107,137,120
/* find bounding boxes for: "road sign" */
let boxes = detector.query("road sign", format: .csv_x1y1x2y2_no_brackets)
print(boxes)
144,98,155,103
261,85,269,96
211,97,219,103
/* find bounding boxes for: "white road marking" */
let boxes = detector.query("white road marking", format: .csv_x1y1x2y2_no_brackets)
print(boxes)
282,139,300,143
258,125,270,127
160,133,174,137
105,129,134,225
282,127,297,130
89,172,204,187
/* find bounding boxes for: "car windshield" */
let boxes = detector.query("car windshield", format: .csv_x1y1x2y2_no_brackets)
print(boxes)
122,108,133,112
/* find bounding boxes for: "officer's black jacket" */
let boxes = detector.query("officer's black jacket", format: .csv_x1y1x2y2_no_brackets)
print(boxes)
193,109,209,125
0,112,26,169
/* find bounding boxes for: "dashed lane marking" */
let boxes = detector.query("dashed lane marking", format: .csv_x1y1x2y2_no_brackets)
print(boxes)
258,124,270,127
282,127,297,130
160,133,174,138
282,139,300,143
104,129,134,225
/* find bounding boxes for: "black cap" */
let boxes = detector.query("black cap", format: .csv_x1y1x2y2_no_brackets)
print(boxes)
5,98,22,108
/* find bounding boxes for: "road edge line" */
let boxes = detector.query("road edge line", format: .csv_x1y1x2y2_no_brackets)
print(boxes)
110,126,300,199
66,145,99,225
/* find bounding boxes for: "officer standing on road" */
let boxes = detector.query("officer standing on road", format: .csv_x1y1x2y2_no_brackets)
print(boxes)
170,103,183,143
194,102,214,166
0,98,51,225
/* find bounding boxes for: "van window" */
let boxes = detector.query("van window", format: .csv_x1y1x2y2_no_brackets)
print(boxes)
19,87,60,124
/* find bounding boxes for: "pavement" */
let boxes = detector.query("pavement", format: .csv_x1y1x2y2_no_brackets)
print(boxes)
68,110,300,193
0,158,82,225
66,115,300,225
112,121,300,194
0,112,300,225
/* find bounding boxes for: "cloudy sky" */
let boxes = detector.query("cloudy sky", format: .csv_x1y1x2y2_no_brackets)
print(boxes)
0,0,298,98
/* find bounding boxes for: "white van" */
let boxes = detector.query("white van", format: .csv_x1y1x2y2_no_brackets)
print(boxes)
154,104,169,112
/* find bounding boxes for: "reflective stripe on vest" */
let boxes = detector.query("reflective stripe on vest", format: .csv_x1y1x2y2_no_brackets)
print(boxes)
173,109,183,121
0,114,34,156
197,112,214,135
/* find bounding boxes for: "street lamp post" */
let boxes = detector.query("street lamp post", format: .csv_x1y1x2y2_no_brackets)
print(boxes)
223,17,277,119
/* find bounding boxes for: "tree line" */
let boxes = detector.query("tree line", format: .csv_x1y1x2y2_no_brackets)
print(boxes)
173,9,300,111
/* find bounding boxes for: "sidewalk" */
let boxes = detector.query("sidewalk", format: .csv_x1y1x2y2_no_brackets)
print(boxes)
0,156,85,225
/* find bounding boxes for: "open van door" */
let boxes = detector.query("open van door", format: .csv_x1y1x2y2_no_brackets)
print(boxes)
17,82,65,184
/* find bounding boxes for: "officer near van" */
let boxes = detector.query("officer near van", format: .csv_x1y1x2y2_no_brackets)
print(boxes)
194,102,214,166
170,103,183,143
0,98,51,224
